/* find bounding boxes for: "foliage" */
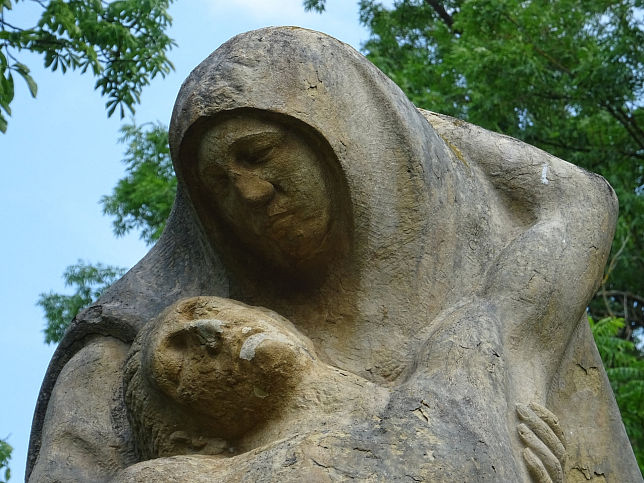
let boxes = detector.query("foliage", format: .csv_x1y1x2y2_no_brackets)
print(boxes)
40,122,174,342
311,0,644,342
303,0,327,13
590,316,644,473
0,0,176,132
0,437,11,482
101,122,176,244
37,261,125,343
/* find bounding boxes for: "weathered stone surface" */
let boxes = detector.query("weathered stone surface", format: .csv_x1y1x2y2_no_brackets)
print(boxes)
27,27,641,482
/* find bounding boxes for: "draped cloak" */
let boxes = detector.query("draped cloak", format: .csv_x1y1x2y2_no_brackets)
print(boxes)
27,27,640,482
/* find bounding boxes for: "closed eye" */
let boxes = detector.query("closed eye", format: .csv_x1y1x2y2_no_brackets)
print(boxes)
231,132,284,165
242,146,274,165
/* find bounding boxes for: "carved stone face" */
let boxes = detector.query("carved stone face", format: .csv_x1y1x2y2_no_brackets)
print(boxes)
197,115,333,271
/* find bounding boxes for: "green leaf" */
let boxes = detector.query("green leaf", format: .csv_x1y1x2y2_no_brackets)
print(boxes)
25,73,38,97
11,62,37,97
0,73,14,108
37,261,127,344
16,71,37,99
1,0,176,132
0,437,12,483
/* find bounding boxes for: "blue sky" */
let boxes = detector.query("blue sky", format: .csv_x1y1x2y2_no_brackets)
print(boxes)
0,1,387,480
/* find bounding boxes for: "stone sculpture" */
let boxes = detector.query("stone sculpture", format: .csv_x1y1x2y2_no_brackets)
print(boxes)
27,27,642,482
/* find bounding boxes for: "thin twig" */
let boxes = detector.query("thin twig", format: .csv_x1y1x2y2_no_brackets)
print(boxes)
602,290,644,308
0,17,25,32
424,0,454,28
604,103,644,152
424,0,462,34
602,233,630,285
601,286,616,318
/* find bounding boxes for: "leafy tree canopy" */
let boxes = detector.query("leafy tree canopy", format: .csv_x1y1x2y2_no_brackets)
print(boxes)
101,121,176,244
37,261,125,343
39,122,174,343
590,316,644,473
0,0,176,132
0,438,11,483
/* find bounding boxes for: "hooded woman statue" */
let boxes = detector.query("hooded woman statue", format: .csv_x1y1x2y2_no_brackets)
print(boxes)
27,27,640,482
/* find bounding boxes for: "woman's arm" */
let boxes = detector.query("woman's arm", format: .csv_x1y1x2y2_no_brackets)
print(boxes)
29,336,133,482
422,109,617,400
416,110,619,481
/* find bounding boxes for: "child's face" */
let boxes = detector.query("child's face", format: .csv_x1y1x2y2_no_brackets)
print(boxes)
136,297,315,438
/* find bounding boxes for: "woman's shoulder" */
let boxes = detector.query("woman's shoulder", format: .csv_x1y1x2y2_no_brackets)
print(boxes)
418,107,618,219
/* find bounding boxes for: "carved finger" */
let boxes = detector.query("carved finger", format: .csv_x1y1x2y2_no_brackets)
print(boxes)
516,403,566,464
518,423,563,483
528,402,566,447
523,447,554,483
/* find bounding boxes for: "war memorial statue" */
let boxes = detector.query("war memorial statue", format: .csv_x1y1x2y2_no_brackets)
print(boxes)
27,27,641,482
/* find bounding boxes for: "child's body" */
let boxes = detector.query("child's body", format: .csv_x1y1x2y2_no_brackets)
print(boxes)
124,296,389,460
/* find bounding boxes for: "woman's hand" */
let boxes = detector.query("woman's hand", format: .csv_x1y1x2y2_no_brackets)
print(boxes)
516,402,567,483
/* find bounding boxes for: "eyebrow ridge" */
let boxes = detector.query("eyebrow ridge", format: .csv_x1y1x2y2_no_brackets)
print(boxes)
228,131,285,152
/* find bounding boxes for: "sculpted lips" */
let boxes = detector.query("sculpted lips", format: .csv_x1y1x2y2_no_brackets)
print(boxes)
266,202,290,219
268,212,294,229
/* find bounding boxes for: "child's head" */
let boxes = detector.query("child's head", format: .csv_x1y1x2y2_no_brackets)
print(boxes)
124,296,316,459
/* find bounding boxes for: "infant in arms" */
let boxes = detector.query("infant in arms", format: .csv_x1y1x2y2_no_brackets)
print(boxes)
124,296,387,461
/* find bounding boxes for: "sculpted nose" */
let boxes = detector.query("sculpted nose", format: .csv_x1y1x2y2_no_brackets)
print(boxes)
232,173,275,206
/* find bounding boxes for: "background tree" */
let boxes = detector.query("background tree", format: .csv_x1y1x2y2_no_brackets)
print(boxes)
0,0,175,132
0,438,11,482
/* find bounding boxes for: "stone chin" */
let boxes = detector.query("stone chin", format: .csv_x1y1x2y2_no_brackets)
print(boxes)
234,213,336,277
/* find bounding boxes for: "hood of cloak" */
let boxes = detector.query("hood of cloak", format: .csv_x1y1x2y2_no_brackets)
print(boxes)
166,27,498,378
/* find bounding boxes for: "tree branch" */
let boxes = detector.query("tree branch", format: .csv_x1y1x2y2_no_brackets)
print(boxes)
601,286,616,318
532,136,593,153
602,233,630,285
29,0,48,9
602,290,644,309
532,136,644,160
424,0,460,34
607,104,644,152
0,17,26,32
